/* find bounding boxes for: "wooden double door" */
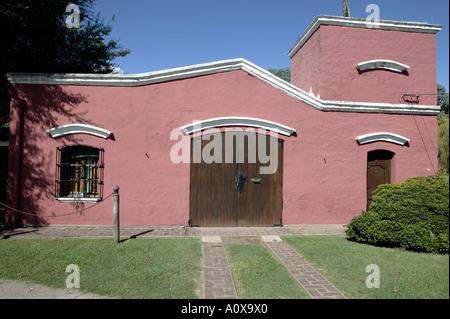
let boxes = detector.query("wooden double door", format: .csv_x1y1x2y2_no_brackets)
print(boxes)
189,131,283,227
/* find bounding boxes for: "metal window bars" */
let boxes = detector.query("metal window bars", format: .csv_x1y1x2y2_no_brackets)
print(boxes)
55,145,104,199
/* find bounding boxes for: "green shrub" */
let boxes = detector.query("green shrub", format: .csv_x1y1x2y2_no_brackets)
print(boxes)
346,176,449,253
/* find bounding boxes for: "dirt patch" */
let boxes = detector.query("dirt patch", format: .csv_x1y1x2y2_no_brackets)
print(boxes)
0,279,106,299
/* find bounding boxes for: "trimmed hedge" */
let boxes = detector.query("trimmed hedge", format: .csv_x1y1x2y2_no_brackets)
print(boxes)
346,175,449,253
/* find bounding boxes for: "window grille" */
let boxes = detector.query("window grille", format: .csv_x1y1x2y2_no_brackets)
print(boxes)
55,145,104,199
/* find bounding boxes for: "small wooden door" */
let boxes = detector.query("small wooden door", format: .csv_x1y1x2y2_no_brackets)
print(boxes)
189,131,283,227
367,150,394,210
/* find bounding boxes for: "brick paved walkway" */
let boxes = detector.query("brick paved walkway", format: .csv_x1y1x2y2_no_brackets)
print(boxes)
0,224,346,239
262,236,346,299
202,236,238,299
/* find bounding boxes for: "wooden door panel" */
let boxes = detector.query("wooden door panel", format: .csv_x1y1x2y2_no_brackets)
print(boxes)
190,134,237,226
190,131,283,227
367,150,393,210
237,133,283,226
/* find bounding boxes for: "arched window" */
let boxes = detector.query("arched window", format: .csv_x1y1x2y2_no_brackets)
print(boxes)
56,145,104,201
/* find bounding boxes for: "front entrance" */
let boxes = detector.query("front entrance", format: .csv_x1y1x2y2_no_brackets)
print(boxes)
189,131,283,227
367,150,394,210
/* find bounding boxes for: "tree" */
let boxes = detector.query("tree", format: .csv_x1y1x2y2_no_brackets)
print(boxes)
438,84,449,114
267,68,291,83
0,0,130,126
438,114,449,175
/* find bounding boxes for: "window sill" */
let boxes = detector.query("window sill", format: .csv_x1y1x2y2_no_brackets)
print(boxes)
56,197,102,203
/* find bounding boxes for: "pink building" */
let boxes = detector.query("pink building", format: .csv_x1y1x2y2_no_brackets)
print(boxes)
5,16,442,227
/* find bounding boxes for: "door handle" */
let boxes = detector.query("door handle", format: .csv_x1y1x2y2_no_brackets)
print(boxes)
251,178,261,184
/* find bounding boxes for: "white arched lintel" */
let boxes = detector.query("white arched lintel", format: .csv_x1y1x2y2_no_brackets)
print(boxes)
46,124,112,139
180,117,296,136
355,59,410,73
356,132,410,146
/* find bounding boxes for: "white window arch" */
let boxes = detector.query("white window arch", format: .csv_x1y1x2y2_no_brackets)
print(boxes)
356,132,410,146
180,117,296,136
46,124,112,139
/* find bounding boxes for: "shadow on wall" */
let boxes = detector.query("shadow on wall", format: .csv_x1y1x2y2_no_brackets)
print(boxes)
7,84,94,227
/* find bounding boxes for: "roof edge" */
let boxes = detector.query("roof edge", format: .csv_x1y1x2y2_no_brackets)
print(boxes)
287,15,442,58
6,58,440,115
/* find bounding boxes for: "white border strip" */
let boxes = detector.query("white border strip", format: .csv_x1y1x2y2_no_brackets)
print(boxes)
355,132,410,146
356,60,410,73
46,124,112,139
287,15,442,58
180,117,296,136
7,58,440,115
56,197,102,203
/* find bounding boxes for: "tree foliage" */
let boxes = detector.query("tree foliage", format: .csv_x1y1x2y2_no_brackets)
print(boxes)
0,0,130,126
438,114,449,174
267,68,291,83
438,84,449,114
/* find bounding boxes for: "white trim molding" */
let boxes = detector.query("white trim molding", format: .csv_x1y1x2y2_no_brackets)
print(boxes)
356,60,409,73
46,124,112,139
355,132,410,146
180,117,296,136
287,15,442,58
7,58,440,115
56,197,102,203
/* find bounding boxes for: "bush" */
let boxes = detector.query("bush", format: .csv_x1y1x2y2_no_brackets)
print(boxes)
346,176,449,253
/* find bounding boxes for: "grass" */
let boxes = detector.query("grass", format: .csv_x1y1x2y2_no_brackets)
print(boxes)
1,236,448,299
282,236,449,299
225,243,309,299
0,237,203,299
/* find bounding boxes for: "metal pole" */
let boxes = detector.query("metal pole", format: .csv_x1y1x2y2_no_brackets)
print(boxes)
113,185,120,243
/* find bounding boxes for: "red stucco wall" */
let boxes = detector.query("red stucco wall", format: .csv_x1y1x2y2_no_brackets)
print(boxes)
291,25,437,105
6,68,438,226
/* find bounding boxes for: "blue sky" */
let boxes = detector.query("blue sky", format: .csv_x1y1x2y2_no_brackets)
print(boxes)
93,0,449,91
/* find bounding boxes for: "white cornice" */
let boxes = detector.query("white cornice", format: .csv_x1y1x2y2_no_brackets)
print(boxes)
7,58,440,115
56,197,101,203
6,59,245,87
355,132,410,146
46,124,112,139
356,60,410,73
287,15,442,58
180,117,296,136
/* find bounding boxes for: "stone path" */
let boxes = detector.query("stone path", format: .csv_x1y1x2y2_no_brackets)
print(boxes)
262,236,346,299
202,236,238,299
0,224,346,239
202,235,346,299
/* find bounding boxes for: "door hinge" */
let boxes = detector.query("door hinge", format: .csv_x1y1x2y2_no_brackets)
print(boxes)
274,218,283,227
188,219,199,227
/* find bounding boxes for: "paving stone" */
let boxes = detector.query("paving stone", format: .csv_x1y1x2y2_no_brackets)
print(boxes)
264,239,346,299
202,240,237,299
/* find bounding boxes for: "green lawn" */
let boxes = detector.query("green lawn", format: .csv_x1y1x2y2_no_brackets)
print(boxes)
1,236,448,299
282,236,449,299
225,243,309,299
0,237,203,299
